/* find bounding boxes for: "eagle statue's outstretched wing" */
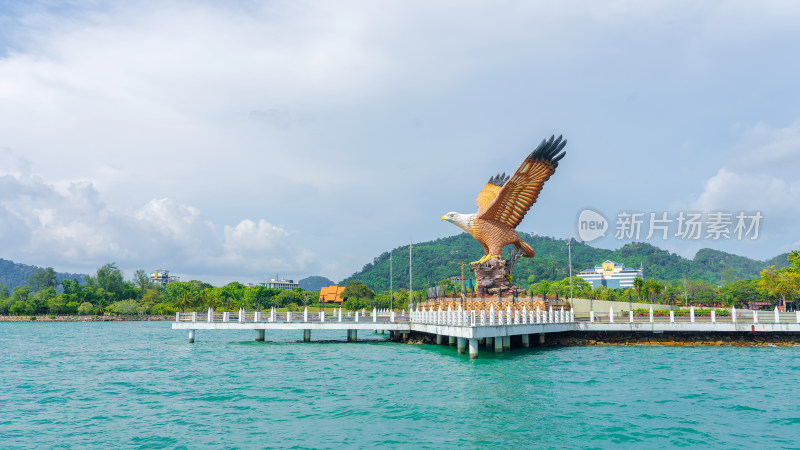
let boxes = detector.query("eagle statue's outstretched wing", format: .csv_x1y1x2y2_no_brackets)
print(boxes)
476,135,566,228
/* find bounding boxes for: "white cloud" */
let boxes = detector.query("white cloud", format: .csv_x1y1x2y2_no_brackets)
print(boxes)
0,168,317,281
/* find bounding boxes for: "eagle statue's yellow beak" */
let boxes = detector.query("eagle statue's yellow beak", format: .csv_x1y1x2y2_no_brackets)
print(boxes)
441,215,448,221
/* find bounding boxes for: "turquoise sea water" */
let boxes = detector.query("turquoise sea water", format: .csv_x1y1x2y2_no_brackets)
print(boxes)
1,322,799,449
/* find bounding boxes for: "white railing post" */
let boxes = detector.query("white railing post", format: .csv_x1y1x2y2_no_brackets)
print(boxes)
796,311,800,324
549,306,554,323
670,310,674,323
373,308,377,323
507,305,512,325
286,311,292,322
774,306,780,324
321,311,325,323
731,306,736,323
481,309,486,326
609,306,614,323
192,311,197,323
391,310,395,323
498,310,504,326
629,310,634,323
711,310,716,323
649,307,653,323
355,311,359,323
590,310,594,323
208,308,214,323
690,306,695,323
560,307,565,323
175,312,180,322
254,311,260,322
304,307,308,323
570,309,574,322
753,310,758,324
339,308,343,323
490,305,495,326
223,311,230,323
522,306,528,324
536,306,541,323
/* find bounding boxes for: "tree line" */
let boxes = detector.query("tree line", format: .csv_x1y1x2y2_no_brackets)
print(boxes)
0,264,420,317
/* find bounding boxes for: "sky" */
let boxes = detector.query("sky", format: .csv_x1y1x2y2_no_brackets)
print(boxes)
0,0,799,285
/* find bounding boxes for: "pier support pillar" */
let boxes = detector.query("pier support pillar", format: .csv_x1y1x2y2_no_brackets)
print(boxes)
468,338,479,359
521,334,530,348
255,329,265,342
479,338,485,346
449,336,456,346
436,334,444,345
503,335,511,351
485,337,493,348
303,329,311,342
188,329,195,343
457,337,466,354
539,333,545,344
402,333,408,340
347,329,358,342
494,336,503,353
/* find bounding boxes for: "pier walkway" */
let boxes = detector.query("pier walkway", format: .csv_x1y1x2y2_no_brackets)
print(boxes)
173,305,800,359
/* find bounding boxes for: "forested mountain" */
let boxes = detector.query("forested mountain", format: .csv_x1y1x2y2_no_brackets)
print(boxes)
340,233,791,292
298,276,334,291
0,258,85,291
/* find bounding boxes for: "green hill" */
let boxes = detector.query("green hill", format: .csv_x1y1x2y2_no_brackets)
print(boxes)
0,258,86,291
340,233,790,292
298,276,334,291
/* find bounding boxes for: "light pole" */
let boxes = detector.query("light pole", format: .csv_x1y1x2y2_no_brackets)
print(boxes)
567,238,573,301
389,251,393,311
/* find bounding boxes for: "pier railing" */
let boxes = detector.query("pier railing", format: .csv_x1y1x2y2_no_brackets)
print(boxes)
175,307,410,324
582,306,800,324
409,304,574,326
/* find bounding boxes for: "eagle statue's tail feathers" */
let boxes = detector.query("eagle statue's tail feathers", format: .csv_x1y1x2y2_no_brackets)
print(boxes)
518,240,535,258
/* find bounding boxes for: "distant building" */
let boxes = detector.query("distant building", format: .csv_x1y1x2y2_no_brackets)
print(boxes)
150,269,179,288
319,285,345,303
577,261,642,289
261,278,299,290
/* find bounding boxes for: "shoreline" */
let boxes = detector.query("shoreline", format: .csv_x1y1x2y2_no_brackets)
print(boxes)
0,315,171,322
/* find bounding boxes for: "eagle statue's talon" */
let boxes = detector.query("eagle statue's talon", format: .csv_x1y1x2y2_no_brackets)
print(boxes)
470,254,499,265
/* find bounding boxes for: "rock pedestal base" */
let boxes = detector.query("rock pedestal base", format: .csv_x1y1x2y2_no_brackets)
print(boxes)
470,256,522,296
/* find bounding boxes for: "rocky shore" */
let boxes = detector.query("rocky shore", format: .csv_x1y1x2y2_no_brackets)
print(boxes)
0,315,171,322
400,331,800,347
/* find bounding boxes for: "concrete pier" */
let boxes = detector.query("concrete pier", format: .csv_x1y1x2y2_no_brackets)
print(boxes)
255,329,265,342
521,334,529,348
468,338,478,359
303,329,311,342
539,333,545,344
502,335,511,351
188,329,195,343
436,334,444,345
494,336,503,353
457,337,466,354
485,337,493,348
449,336,456,346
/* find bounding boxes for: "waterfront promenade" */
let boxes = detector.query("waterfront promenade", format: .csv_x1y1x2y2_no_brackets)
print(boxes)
173,304,800,359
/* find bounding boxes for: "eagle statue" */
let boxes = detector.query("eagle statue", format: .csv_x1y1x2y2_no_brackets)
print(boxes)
441,135,567,265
